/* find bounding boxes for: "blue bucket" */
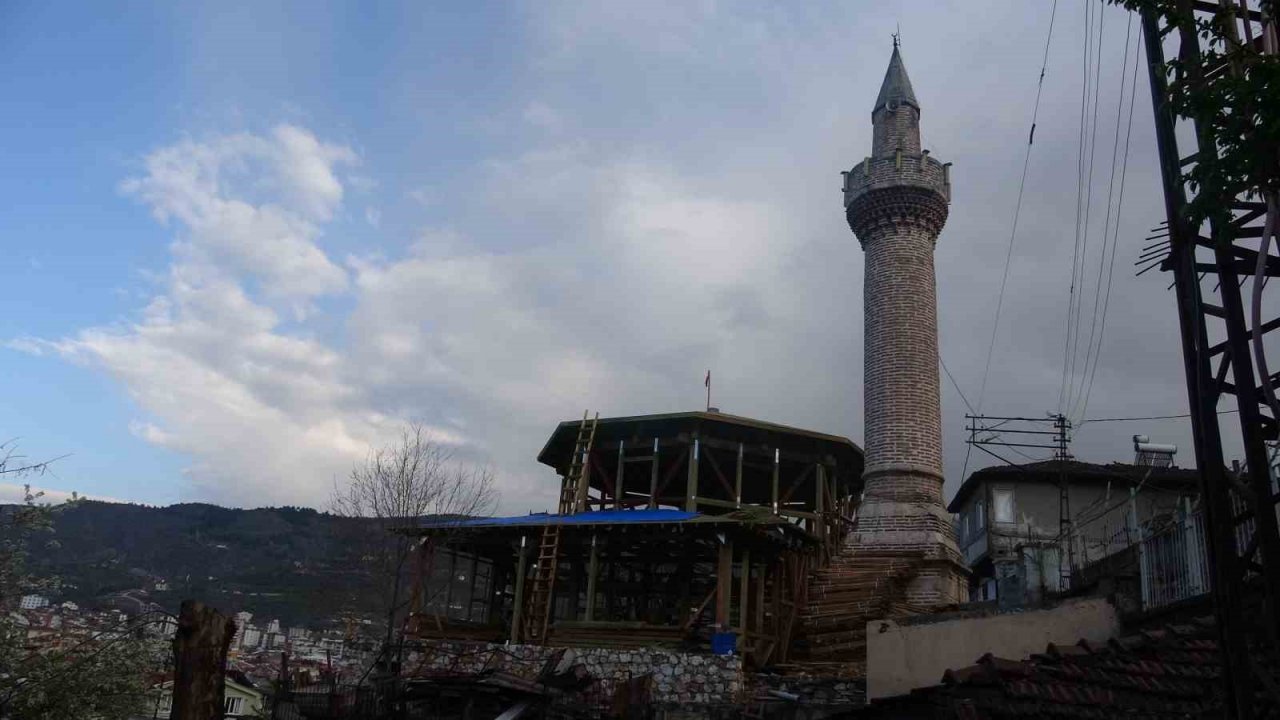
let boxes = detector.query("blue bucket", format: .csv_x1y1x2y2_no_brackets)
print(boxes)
711,631,737,655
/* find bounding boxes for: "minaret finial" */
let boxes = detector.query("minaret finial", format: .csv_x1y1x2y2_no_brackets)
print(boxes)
893,24,900,49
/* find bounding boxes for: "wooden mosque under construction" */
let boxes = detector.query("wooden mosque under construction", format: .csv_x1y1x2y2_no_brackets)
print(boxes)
400,40,966,676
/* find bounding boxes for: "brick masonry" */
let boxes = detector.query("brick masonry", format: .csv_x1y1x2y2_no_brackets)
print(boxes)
843,59,967,605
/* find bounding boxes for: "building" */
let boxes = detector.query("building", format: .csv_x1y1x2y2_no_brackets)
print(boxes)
406,409,863,672
142,677,265,719
843,39,967,606
19,594,49,610
947,459,1200,605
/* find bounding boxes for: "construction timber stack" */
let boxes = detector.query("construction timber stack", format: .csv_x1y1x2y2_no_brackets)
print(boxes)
842,41,968,606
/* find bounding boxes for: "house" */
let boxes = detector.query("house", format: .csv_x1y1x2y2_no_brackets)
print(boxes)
19,594,49,610
947,458,1200,605
142,676,264,719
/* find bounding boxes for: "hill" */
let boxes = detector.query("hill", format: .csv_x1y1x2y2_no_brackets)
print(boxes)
22,501,386,629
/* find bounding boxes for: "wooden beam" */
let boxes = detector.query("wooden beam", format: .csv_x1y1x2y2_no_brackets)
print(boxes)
615,441,625,509
738,550,751,635
715,540,732,629
735,442,744,508
648,438,660,510
772,448,780,514
779,464,815,505
815,464,825,543
703,444,737,499
686,438,700,512
509,535,529,642
681,586,717,632
585,534,600,621
653,446,689,500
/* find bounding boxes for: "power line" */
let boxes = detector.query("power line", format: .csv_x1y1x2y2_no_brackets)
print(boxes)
1060,0,1097,414
1073,12,1140,422
940,355,976,415
966,0,1060,485
1079,408,1239,424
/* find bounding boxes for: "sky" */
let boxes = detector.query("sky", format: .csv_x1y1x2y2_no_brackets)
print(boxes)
0,0,1246,513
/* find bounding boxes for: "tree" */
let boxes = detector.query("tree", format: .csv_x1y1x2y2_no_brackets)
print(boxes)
0,442,155,719
330,424,496,647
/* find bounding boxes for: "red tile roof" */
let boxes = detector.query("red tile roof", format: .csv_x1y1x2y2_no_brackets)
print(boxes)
854,617,1229,718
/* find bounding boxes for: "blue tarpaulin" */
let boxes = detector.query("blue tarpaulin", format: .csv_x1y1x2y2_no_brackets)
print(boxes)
418,508,699,529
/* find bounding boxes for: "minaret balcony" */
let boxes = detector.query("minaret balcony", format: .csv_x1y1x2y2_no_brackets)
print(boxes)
843,152,951,210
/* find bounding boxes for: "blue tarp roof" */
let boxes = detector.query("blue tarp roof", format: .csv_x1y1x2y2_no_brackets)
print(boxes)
419,508,699,529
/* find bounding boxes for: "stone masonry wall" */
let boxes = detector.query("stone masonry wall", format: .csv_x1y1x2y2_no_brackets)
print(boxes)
413,640,742,709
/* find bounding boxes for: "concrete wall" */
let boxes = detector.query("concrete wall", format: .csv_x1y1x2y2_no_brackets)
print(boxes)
865,597,1120,700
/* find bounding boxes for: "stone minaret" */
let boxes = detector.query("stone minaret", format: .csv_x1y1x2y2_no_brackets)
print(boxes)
843,41,967,605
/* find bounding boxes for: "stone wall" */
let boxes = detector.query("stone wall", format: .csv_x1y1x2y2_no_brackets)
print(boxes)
413,640,742,709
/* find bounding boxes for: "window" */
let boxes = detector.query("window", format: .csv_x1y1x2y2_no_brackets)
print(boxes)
993,488,1015,524
976,500,985,530
225,696,244,715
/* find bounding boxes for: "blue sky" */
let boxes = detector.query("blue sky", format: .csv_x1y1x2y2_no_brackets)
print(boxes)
0,1,1220,511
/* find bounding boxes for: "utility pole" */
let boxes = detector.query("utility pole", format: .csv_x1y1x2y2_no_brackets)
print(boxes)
1131,1,1280,715
170,600,236,720
965,414,1074,590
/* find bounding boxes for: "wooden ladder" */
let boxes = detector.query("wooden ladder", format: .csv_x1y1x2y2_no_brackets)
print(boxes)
525,410,598,643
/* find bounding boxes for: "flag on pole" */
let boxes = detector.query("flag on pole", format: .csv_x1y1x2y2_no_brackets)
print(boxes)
705,370,711,388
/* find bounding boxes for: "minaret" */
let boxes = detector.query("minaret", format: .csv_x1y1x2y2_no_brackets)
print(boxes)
843,41,967,605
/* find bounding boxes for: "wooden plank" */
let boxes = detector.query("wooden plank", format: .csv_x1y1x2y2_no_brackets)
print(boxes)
772,448,780,514
779,464,816,504
648,438,660,510
615,441,625,509
681,586,717,631
585,533,600,621
735,442,744,508
703,444,737,498
686,438,700,512
739,551,751,636
510,535,529,642
715,541,732,628
653,445,689,500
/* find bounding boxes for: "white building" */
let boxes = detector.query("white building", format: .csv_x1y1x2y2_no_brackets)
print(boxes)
240,625,263,650
19,594,49,610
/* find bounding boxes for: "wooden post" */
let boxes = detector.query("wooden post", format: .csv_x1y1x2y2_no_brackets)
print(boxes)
171,599,236,720
649,438,659,509
585,533,600,621
815,463,825,541
510,535,529,643
616,441,626,509
738,550,750,635
735,442,744,509
686,438,700,512
771,449,780,515
715,541,733,629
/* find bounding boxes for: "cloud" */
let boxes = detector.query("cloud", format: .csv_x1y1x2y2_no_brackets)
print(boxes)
34,1,1232,513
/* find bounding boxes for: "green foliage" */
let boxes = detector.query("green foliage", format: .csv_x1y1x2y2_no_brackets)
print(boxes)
0,486,153,720
1107,0,1280,226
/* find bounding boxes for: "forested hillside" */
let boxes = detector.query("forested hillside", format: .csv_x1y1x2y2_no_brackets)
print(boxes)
24,501,384,628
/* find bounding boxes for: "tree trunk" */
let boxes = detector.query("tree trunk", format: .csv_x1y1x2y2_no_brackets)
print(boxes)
171,599,236,720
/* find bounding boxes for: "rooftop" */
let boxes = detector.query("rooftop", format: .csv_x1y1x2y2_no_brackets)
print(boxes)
947,460,1200,513
854,617,1232,718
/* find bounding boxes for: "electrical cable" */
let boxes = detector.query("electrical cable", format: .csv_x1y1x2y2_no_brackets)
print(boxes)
966,0,1059,487
1066,1,1108,416
1060,0,1097,414
1075,14,1142,422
